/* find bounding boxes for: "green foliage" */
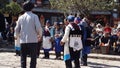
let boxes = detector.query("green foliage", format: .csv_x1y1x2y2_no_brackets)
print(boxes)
0,0,9,13
0,1,22,15
50,0,114,16
0,0,9,8
3,5,11,14
5,2,22,16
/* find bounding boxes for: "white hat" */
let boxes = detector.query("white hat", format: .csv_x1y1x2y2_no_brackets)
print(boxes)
59,22,63,24
96,23,101,28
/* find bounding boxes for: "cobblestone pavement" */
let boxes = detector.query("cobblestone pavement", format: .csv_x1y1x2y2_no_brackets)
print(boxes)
0,52,120,68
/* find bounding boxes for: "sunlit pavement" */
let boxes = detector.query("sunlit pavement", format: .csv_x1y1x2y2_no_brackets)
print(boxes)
0,52,120,68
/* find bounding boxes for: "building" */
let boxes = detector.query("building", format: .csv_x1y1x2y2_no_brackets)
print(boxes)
90,11,112,26
90,0,120,26
113,0,120,24
9,0,64,26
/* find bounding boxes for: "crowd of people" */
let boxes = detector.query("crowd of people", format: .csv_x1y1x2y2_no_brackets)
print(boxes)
0,1,120,68
91,22,120,54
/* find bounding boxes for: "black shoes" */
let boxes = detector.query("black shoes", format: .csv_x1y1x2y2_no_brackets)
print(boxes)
42,56,49,59
55,57,61,60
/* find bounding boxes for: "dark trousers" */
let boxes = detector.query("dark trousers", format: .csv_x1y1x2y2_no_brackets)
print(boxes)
44,51,49,58
55,52,61,58
65,47,80,68
15,50,20,56
37,41,42,57
21,43,37,68
81,54,88,66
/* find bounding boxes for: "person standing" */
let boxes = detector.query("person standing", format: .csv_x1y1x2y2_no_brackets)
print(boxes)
103,23,112,35
14,1,42,68
61,15,83,68
42,20,52,59
80,17,93,66
0,12,5,40
14,11,25,56
7,27,14,45
54,22,64,60
0,12,5,32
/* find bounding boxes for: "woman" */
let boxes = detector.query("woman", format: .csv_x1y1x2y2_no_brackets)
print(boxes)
81,17,93,66
54,22,63,60
42,20,52,59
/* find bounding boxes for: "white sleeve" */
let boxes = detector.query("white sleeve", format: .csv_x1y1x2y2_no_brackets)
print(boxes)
34,15,43,37
61,26,70,42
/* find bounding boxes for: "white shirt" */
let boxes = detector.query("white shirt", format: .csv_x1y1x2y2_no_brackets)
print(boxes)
61,24,70,42
14,11,42,43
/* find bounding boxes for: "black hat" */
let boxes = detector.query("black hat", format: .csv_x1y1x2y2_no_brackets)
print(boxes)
23,1,34,11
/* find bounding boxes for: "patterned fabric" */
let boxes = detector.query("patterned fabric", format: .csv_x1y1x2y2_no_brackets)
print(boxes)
62,23,83,61
68,23,83,51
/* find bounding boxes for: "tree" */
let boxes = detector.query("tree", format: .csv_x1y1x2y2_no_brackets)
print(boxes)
3,1,22,24
0,0,9,13
6,1,22,16
50,0,114,16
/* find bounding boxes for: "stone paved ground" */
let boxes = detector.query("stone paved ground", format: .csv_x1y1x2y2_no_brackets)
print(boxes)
0,52,120,68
